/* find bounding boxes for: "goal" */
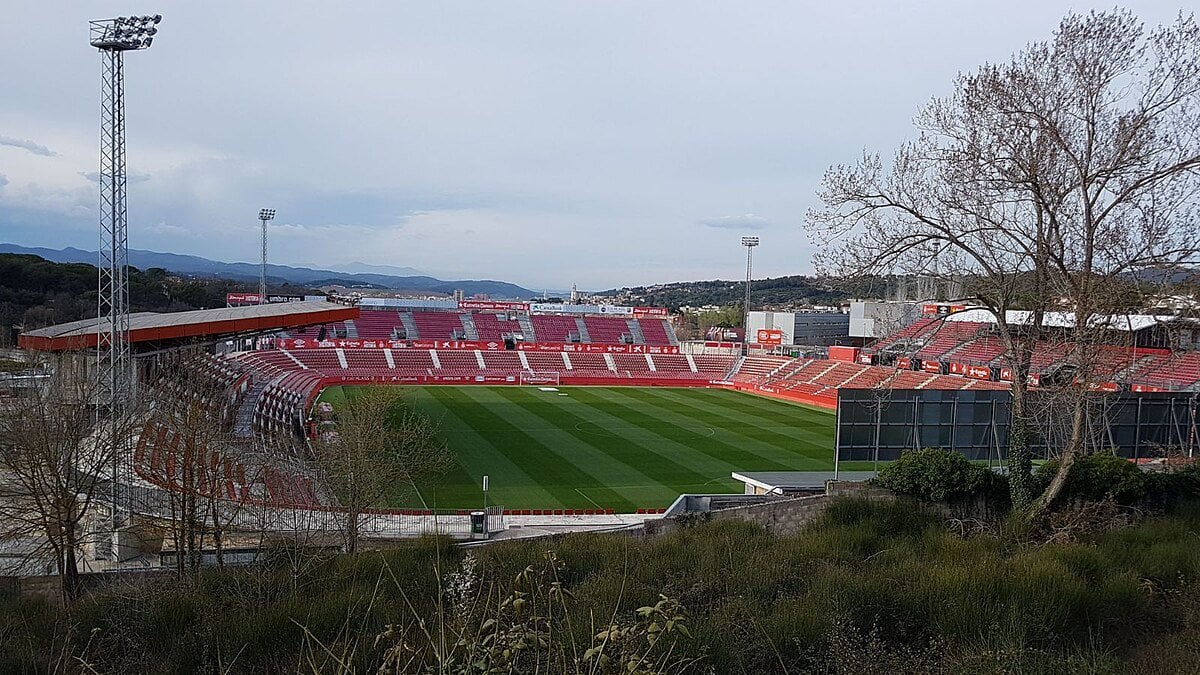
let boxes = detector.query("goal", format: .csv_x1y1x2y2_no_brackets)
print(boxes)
519,370,561,386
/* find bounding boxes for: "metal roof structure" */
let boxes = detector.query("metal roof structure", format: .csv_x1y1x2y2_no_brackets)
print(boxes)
19,301,358,352
943,309,1192,332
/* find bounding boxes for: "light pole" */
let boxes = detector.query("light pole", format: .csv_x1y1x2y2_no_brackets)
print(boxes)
741,236,759,349
89,13,161,555
258,209,275,304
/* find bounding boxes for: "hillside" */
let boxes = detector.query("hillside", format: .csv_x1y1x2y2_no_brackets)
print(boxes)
599,275,890,310
0,244,536,299
0,253,309,347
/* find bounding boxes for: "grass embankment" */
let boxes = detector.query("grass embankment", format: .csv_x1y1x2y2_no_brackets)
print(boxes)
5,498,1200,673
319,385,840,511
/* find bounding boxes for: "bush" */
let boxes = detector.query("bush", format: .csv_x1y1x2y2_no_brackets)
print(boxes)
1036,453,1146,505
1143,465,1200,512
873,448,1007,504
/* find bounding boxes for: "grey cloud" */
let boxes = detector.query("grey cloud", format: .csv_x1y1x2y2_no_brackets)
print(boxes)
698,214,770,230
0,136,57,157
78,171,152,184
0,173,8,188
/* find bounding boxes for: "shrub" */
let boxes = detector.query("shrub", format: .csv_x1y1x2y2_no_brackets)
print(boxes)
1036,453,1146,505
1143,465,1200,512
873,448,1006,504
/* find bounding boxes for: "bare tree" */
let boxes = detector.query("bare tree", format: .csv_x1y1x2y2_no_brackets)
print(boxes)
808,10,1200,511
311,388,454,553
0,354,139,602
143,351,267,576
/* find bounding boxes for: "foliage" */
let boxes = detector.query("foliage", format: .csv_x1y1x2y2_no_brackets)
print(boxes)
1143,466,1200,512
9,499,1200,671
0,253,316,346
873,448,1007,504
1035,453,1147,506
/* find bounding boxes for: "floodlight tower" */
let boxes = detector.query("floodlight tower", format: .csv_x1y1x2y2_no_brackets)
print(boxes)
258,209,275,304
90,14,161,409
741,236,759,343
90,13,161,556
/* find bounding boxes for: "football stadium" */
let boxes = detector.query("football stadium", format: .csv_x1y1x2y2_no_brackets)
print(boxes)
15,298,1200,528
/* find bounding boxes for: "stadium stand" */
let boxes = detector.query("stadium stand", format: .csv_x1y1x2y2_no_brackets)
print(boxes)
582,317,631,344
341,309,681,347
355,310,407,339
472,313,525,341
410,311,468,340
638,319,675,346
1129,352,1200,390
530,315,581,342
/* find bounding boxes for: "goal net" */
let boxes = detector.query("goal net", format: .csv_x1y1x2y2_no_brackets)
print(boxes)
520,370,561,386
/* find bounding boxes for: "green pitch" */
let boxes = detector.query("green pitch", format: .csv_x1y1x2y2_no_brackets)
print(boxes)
317,386,838,512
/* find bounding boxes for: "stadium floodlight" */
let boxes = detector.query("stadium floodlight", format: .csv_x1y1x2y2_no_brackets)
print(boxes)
90,13,161,558
259,209,276,305
741,237,759,348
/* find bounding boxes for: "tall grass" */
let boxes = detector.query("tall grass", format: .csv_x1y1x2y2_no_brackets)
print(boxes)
6,498,1200,672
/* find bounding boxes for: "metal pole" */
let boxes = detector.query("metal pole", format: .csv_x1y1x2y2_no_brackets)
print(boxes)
260,216,267,304
740,237,758,350
91,13,162,560
257,209,274,305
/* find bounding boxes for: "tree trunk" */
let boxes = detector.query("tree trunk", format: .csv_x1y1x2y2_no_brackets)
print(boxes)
346,509,360,553
1030,395,1088,517
62,533,81,603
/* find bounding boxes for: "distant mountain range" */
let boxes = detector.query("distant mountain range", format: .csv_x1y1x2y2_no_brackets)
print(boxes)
0,244,535,299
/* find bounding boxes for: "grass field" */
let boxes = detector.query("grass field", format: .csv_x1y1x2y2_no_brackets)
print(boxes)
317,385,839,511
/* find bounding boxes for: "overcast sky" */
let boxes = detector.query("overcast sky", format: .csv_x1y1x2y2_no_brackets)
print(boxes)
0,2,1188,291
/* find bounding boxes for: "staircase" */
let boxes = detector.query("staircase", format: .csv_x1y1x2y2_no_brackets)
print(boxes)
234,379,272,438
281,349,308,369
398,312,419,339
626,319,646,344
666,324,680,346
517,315,537,341
343,320,358,338
460,314,479,340
724,355,745,381
574,318,591,343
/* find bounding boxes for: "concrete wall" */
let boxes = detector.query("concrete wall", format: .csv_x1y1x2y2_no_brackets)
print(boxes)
645,482,897,537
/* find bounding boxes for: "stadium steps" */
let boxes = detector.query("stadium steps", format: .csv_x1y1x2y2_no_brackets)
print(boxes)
518,351,531,369
460,314,480,340
384,349,396,368
603,353,617,373
837,366,875,388
474,351,487,369
343,320,358,338
666,324,680,346
561,352,573,370
234,379,273,438
763,359,797,382
645,354,656,372
517,315,537,341
280,350,309,369
575,318,591,343
810,361,841,384
626,319,646,344
399,312,419,339
685,354,699,373
335,349,349,369
429,350,442,369
724,356,745,381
